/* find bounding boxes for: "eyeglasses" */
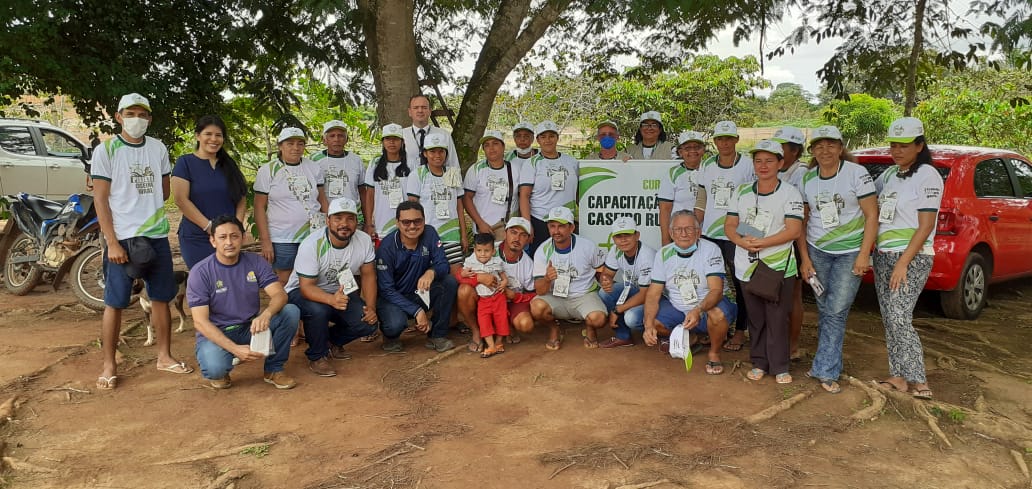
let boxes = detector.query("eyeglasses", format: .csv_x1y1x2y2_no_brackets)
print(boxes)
640,123,660,129
598,132,617,138
671,226,699,235
399,218,424,227
680,145,705,152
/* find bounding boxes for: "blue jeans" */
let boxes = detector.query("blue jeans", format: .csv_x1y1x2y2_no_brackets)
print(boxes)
195,304,299,380
377,274,458,340
806,246,863,381
598,283,644,340
103,237,177,308
287,289,377,361
654,296,738,335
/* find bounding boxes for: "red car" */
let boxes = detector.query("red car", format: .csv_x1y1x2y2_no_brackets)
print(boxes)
854,145,1032,319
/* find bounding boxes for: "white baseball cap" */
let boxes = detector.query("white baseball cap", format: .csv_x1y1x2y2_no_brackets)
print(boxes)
505,217,532,234
545,206,575,224
327,197,359,216
322,120,348,134
597,120,619,132
750,139,784,157
771,126,805,145
886,117,924,143
117,93,151,112
808,125,844,145
611,216,638,235
639,111,662,124
276,127,306,143
513,121,535,134
380,123,404,140
535,120,560,137
479,130,505,145
424,133,448,150
677,131,707,145
712,120,739,138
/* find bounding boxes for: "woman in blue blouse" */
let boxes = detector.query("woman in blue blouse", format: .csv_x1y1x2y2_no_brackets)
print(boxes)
171,115,248,268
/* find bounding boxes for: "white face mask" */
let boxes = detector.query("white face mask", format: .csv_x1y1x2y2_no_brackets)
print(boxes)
122,117,149,138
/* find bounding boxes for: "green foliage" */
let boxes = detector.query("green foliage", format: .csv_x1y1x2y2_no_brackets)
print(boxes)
822,94,901,147
914,68,1032,155
598,55,770,136
239,444,270,458
742,83,822,128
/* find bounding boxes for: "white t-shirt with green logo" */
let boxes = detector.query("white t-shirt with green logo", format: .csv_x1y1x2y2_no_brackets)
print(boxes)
519,153,579,220
360,159,409,237
657,162,700,216
312,150,364,203
603,242,656,287
801,161,877,253
532,235,605,298
254,158,325,243
728,181,804,280
406,166,464,242
89,135,171,240
650,239,726,312
874,164,943,254
463,159,523,226
285,228,376,294
697,153,755,239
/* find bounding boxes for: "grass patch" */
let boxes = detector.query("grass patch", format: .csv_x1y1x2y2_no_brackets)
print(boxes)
240,444,270,458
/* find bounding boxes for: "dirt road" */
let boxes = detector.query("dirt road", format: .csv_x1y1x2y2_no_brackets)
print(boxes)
0,240,1029,488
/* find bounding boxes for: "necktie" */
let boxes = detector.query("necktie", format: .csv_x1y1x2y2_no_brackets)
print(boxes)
418,129,427,166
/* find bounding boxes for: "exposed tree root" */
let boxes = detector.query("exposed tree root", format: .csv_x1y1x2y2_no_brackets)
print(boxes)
0,396,20,425
614,479,672,489
1011,450,1030,482
913,320,1013,357
870,382,1032,450
2,456,56,473
846,377,885,421
744,389,813,425
0,346,88,393
155,439,278,465
922,345,1031,381
914,402,953,448
409,347,463,371
205,469,250,489
919,334,982,357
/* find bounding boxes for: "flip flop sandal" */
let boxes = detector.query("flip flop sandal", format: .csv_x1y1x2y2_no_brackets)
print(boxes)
467,339,484,353
506,334,521,344
747,368,766,381
157,362,194,374
912,388,934,400
705,361,724,375
583,337,599,349
481,346,499,359
775,373,793,384
722,340,747,350
545,333,564,351
875,379,908,392
820,380,842,394
96,376,117,390
495,343,506,354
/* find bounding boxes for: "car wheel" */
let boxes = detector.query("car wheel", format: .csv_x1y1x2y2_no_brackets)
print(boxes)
940,252,988,320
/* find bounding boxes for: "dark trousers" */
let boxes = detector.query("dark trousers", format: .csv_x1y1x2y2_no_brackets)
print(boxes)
287,289,377,361
377,274,458,340
529,216,549,256
744,276,796,376
710,237,748,334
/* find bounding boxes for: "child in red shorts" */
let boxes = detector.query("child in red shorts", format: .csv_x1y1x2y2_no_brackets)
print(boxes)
461,233,510,358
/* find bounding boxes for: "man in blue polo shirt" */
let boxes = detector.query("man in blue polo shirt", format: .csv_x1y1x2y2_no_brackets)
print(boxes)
375,201,458,353
187,215,300,389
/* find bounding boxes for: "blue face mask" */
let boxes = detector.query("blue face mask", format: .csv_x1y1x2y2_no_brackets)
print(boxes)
674,243,698,254
600,136,616,150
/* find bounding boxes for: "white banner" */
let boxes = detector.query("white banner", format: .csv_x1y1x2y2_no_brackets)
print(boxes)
577,160,674,250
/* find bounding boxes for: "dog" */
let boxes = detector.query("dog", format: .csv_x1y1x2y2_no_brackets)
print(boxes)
133,270,190,346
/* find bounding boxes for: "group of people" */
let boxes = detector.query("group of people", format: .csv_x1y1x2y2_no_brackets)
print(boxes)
90,92,941,402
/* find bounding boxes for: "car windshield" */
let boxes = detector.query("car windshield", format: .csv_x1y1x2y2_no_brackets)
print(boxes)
862,163,950,182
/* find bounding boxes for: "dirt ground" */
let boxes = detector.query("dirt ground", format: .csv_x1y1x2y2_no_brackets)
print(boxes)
1,214,1030,489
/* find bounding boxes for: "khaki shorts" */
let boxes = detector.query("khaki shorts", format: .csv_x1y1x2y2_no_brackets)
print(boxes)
537,293,606,321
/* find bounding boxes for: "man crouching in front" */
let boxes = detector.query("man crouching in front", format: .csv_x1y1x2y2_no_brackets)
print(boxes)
186,215,300,389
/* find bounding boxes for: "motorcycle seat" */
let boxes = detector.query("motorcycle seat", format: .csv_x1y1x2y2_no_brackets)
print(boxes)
22,194,64,220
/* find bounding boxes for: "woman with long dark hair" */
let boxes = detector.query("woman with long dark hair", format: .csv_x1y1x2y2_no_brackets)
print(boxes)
872,117,942,400
361,123,411,240
627,111,675,160
172,115,248,268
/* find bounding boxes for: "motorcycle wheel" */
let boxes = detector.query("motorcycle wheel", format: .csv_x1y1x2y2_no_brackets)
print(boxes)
71,246,106,311
4,230,42,295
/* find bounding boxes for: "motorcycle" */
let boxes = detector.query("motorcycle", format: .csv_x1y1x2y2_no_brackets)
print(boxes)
2,192,105,310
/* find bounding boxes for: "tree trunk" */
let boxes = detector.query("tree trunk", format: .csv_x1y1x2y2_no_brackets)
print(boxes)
451,0,574,169
904,0,926,116
358,0,420,127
